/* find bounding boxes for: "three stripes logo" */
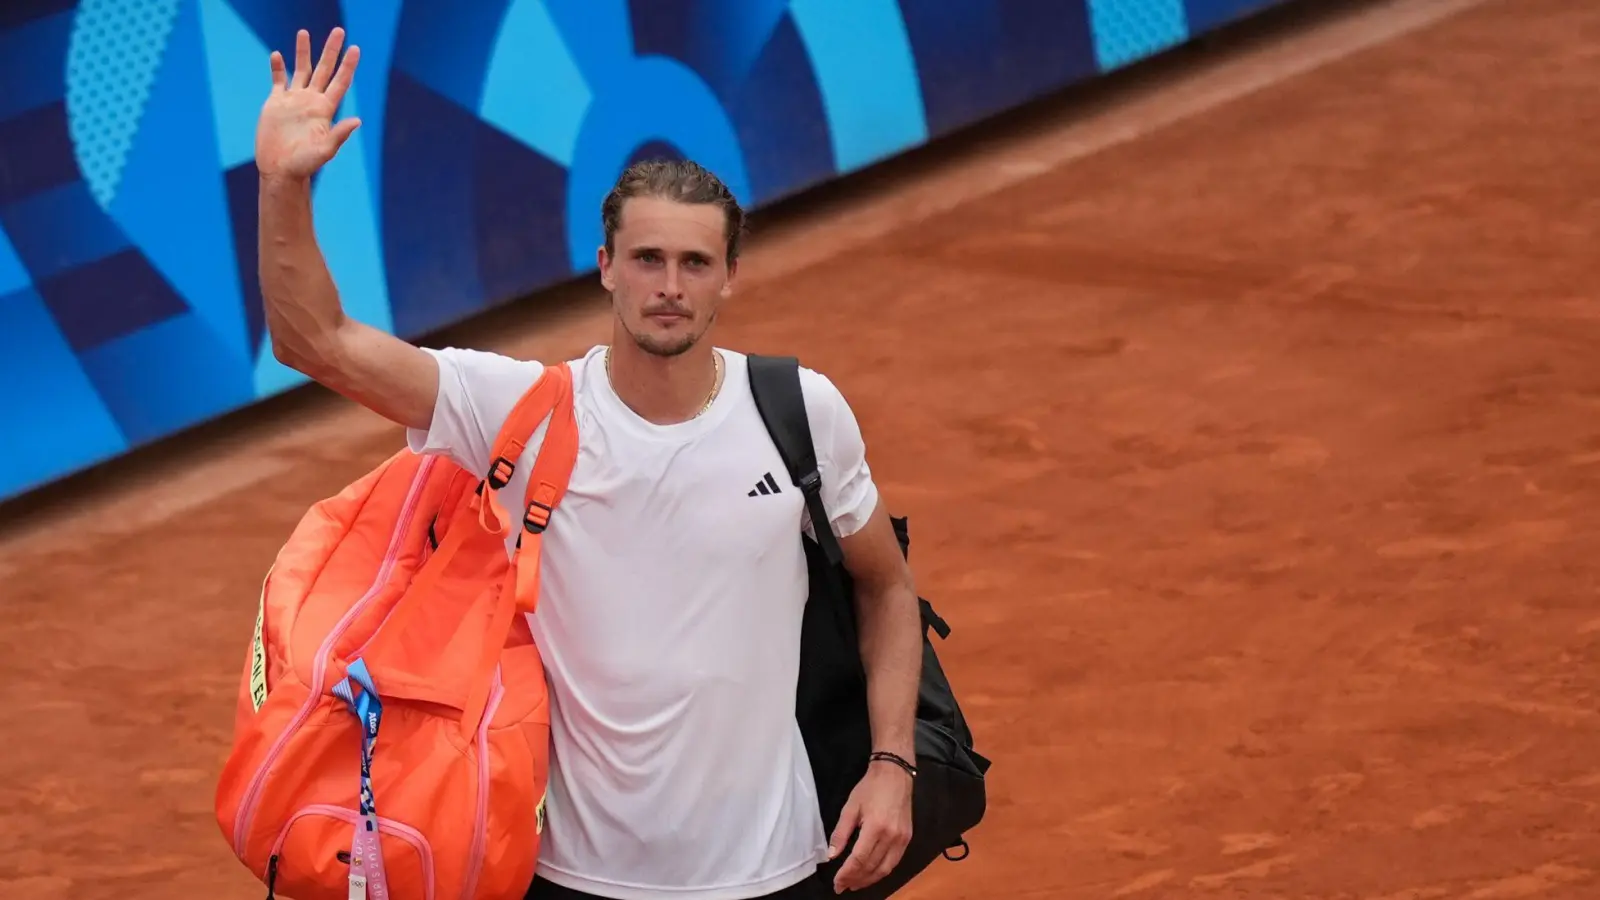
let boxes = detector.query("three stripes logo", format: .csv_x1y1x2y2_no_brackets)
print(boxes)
748,472,783,497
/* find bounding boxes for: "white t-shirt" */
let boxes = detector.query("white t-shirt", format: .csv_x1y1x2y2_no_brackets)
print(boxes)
405,344,880,900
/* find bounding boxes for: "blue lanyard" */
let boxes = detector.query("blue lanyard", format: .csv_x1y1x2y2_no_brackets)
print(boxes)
333,659,390,899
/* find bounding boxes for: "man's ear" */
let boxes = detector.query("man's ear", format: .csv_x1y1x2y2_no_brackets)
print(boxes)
597,246,615,292
720,258,738,298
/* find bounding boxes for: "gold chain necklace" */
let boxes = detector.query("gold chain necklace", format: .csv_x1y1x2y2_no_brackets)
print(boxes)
605,347,723,420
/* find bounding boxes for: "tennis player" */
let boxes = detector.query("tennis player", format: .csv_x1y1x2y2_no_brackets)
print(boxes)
254,27,925,900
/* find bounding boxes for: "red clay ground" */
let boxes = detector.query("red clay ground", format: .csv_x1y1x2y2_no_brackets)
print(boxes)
4,0,1599,897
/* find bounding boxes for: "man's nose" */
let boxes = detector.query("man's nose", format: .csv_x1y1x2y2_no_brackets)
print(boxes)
659,263,684,298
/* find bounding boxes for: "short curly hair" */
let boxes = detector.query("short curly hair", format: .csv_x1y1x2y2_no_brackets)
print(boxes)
601,158,746,266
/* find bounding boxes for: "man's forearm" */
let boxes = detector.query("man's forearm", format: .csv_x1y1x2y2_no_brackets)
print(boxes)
259,174,347,375
854,579,923,761
256,173,439,430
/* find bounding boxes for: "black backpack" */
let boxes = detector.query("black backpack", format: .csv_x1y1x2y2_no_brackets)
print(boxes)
747,354,992,899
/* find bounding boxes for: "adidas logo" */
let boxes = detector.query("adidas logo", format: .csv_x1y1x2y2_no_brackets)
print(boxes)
748,472,783,497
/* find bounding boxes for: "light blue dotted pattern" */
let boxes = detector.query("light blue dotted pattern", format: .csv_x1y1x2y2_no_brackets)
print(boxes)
1086,0,1191,72
65,0,182,209
111,0,250,364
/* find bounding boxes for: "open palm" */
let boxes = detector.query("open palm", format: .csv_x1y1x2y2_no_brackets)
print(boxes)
256,28,361,180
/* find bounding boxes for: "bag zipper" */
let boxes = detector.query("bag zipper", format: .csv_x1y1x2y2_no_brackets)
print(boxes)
232,456,437,856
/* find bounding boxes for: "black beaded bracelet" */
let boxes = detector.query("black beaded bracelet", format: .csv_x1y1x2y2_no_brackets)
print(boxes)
868,750,917,778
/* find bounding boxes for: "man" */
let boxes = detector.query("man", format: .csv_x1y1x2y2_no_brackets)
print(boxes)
255,28,925,900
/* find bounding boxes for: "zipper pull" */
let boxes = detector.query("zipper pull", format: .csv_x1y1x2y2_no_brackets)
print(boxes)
264,854,279,899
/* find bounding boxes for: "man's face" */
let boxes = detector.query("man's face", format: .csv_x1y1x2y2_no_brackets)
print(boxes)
598,195,736,358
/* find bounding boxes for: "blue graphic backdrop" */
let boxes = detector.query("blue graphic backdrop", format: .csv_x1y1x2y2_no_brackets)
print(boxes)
0,0,1289,501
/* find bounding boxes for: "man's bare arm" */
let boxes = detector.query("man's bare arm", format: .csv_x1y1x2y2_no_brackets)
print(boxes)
838,499,922,763
259,172,437,431
826,497,923,892
256,28,438,432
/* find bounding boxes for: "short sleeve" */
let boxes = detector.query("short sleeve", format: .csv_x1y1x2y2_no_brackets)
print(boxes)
406,346,545,478
799,367,880,540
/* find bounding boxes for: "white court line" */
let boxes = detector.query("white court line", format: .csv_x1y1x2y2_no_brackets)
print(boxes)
0,0,1488,563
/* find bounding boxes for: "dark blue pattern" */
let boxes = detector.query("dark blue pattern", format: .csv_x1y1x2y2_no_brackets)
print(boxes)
380,71,492,337
0,10,73,119
0,104,80,206
34,248,188,352
1185,0,1285,32
1,182,130,282
0,0,77,31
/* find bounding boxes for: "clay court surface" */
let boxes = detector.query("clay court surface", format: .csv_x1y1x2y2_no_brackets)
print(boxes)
4,0,1600,896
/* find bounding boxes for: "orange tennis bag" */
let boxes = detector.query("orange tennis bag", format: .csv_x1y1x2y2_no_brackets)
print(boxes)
215,363,578,900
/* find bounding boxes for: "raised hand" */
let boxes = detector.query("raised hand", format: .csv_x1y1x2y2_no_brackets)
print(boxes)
256,28,361,181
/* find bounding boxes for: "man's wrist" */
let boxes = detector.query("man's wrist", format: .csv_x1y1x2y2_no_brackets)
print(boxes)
259,171,313,194
868,749,918,779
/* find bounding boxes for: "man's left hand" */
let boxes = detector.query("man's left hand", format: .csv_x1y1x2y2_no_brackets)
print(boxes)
828,760,914,893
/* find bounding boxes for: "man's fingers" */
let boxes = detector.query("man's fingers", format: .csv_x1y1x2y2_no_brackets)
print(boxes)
872,831,909,882
833,826,886,893
835,817,913,892
828,800,861,860
268,51,287,90
310,28,344,91
833,850,868,892
328,117,362,153
858,826,894,880
325,44,360,109
291,29,312,88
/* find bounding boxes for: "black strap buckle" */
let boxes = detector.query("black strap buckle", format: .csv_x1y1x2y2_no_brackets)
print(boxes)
523,499,553,535
486,457,515,490
798,469,821,496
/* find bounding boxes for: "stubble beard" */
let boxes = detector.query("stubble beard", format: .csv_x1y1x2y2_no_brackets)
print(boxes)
625,309,717,358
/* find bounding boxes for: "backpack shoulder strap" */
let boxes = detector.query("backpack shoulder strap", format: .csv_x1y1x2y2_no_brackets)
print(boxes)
475,360,573,536
467,360,577,736
747,354,844,569
365,361,577,736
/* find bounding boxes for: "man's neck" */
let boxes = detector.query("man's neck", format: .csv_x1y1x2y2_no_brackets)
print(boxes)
605,339,722,426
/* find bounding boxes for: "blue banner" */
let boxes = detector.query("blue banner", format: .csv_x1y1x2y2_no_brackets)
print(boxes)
0,0,1288,501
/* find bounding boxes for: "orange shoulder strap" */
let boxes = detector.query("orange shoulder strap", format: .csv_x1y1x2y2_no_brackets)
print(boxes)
375,361,574,636
511,367,580,610
476,362,575,535
459,362,579,736
356,362,578,735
